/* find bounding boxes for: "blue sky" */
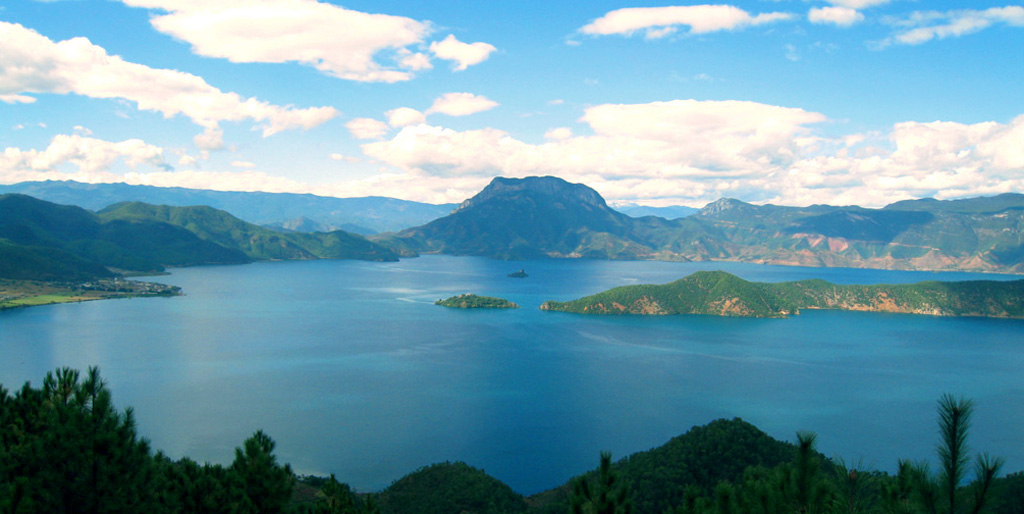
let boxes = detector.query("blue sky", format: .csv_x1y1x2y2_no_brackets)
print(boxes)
2,0,1023,207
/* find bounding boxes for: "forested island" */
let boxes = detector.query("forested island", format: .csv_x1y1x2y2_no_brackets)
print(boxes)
1,368,1021,514
435,294,519,309
540,270,1024,318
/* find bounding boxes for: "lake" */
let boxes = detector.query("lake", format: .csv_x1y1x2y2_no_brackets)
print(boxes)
1,256,1023,494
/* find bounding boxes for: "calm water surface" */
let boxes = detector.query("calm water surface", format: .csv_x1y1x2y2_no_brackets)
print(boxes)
2,256,1022,494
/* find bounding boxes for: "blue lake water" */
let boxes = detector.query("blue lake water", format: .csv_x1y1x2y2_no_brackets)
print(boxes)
1,256,1023,494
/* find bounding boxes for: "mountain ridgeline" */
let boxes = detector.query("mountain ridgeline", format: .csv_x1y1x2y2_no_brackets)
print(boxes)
381,176,1024,273
0,180,455,234
0,194,398,281
541,270,1024,318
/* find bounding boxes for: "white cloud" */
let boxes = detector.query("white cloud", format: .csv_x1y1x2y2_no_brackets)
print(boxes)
121,0,431,83
544,127,573,141
356,99,1024,207
879,7,1024,47
0,94,36,104
825,0,891,9
362,99,826,187
121,169,309,194
329,153,361,163
579,5,794,39
178,154,197,166
193,127,225,151
809,7,865,27
0,134,170,182
429,34,497,71
231,160,256,169
386,107,427,127
346,118,390,140
426,93,499,117
0,21,339,145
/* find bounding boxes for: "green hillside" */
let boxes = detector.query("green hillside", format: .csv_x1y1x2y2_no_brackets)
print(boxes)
376,462,529,514
541,271,1024,318
0,240,115,281
0,194,400,282
98,202,398,262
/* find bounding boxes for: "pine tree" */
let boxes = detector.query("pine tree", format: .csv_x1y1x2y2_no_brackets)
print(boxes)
570,451,633,514
912,394,1004,514
230,430,294,514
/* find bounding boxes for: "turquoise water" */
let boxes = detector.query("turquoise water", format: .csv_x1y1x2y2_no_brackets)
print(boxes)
1,256,1022,494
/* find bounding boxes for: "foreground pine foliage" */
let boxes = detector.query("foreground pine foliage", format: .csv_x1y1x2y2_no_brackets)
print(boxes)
1,368,1022,514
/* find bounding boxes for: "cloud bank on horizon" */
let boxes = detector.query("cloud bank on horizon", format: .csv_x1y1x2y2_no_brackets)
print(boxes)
1,0,1023,208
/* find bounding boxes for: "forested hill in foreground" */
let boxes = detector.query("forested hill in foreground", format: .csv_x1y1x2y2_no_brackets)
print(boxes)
541,270,1024,318
382,176,1024,273
2,368,1022,514
0,194,398,281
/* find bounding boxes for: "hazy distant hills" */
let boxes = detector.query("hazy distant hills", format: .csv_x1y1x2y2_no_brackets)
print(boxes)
384,176,1024,273
612,203,698,219
0,180,455,234
0,194,398,280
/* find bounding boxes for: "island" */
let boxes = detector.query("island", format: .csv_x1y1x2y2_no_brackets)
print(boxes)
435,294,519,309
539,270,1024,319
1,278,182,312
507,269,528,278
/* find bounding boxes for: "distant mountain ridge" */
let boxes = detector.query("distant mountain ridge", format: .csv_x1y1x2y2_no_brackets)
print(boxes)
0,194,398,280
0,180,455,234
384,176,1024,273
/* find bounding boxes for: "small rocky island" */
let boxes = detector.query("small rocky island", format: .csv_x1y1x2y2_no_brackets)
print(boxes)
540,270,1024,319
507,269,528,278
435,294,519,309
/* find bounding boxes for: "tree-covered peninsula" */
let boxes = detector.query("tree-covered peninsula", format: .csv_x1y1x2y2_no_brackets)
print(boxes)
540,270,1024,318
435,294,519,309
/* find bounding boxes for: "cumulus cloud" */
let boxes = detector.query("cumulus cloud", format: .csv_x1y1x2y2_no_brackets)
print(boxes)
809,7,864,27
361,99,826,193
385,107,427,128
345,118,390,140
121,0,427,82
579,5,794,39
357,99,1024,207
329,153,361,163
825,0,891,9
0,134,170,183
0,21,339,145
425,92,499,117
878,6,1024,47
1,94,36,104
544,127,573,141
429,35,497,71
121,1,497,80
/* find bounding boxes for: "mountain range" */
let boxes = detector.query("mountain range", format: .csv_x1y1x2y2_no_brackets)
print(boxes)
0,180,456,235
0,194,398,281
381,176,1024,273
3,176,1024,279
